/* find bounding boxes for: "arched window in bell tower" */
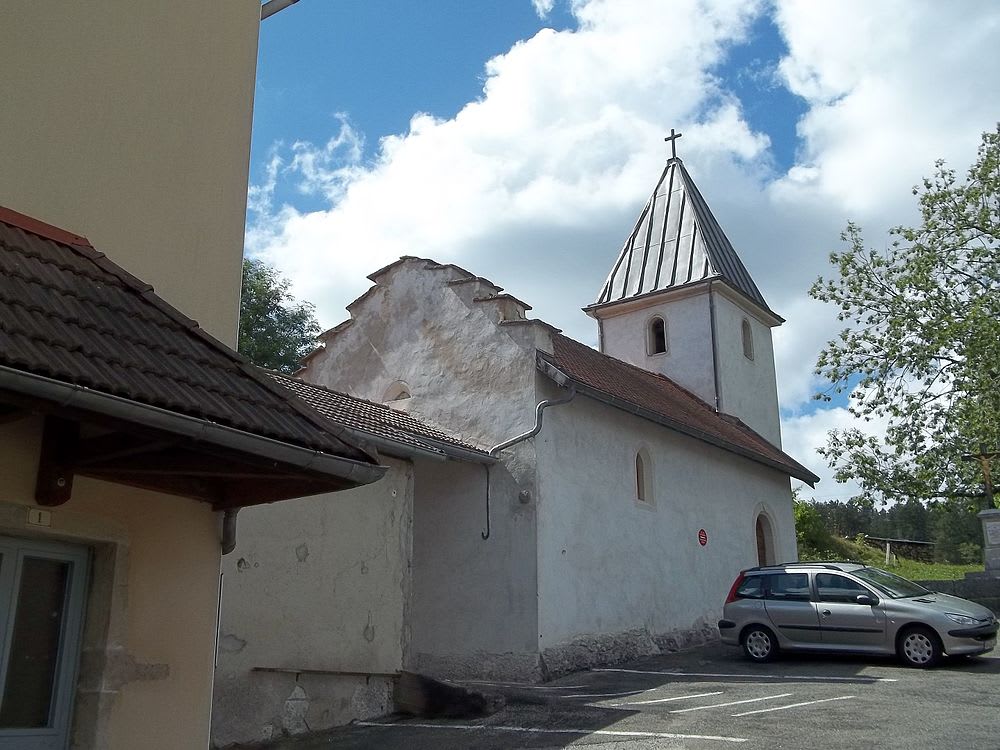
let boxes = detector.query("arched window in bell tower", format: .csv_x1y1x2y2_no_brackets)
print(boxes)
741,318,754,361
647,316,667,356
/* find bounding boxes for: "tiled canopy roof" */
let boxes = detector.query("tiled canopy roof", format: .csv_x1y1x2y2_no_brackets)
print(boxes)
0,206,374,463
593,159,773,315
270,372,490,462
541,333,818,485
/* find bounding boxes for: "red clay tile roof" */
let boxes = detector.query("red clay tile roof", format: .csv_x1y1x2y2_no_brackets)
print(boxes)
0,206,375,463
541,333,819,484
270,372,490,461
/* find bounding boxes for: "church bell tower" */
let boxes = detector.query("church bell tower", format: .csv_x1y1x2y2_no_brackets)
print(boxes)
584,132,784,447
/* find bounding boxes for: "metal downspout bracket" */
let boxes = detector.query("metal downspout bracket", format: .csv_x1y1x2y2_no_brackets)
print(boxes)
481,383,576,540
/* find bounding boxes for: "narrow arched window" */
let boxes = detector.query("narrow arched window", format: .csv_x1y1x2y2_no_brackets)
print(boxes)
647,316,667,355
741,319,754,361
635,452,646,502
383,381,411,403
755,514,774,566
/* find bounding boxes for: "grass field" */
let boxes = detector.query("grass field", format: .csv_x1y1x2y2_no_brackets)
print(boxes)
799,536,982,581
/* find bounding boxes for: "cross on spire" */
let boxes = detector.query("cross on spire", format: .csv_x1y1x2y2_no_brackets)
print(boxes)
664,128,682,160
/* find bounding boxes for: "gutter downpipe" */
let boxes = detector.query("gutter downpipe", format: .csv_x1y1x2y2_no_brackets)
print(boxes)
481,377,576,540
221,509,240,555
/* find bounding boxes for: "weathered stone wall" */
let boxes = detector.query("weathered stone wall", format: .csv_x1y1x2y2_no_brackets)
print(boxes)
301,259,547,681
212,459,414,747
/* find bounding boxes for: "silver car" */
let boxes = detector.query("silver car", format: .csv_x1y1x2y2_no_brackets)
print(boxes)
718,562,997,667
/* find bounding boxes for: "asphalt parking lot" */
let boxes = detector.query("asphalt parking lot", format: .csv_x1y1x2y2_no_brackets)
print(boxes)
279,644,1000,749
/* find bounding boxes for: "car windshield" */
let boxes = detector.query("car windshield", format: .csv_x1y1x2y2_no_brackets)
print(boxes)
852,567,930,599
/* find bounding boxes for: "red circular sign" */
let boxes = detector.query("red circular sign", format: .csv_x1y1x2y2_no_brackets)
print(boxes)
698,529,708,546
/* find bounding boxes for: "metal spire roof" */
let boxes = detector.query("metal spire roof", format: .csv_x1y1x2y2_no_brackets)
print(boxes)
593,157,773,314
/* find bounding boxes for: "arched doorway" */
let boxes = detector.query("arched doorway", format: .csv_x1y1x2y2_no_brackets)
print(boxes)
755,514,774,566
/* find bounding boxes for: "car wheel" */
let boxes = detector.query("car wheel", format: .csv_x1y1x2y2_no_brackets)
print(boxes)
897,626,942,668
742,625,777,663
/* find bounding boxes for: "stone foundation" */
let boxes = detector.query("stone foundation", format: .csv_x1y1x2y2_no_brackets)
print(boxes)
542,619,720,678
414,619,720,684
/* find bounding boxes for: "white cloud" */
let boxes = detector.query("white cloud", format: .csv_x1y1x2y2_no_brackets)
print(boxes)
247,0,1000,495
782,403,890,503
531,0,555,19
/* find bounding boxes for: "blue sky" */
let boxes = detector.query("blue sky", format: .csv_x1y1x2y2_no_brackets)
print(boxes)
245,0,1000,499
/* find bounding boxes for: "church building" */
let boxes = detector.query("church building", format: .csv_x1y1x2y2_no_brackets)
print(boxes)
213,149,818,744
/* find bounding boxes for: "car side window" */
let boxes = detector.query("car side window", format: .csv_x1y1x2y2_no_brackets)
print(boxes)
815,573,873,604
736,576,764,599
766,573,810,601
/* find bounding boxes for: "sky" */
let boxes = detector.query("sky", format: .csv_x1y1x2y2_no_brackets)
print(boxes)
245,0,1000,501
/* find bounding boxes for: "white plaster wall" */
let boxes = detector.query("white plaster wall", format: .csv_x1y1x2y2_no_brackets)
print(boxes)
0,418,222,750
534,384,796,648
212,459,413,746
713,293,781,446
598,293,717,406
409,457,539,680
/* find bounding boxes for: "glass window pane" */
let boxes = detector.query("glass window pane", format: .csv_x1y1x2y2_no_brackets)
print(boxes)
767,573,810,601
0,557,70,728
816,573,871,603
736,576,764,599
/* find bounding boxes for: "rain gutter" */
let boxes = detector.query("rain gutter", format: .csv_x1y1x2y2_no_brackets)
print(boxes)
0,365,386,486
338,427,495,466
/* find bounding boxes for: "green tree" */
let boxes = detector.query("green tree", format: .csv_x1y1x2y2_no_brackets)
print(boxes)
238,258,321,373
794,498,833,554
811,127,1000,508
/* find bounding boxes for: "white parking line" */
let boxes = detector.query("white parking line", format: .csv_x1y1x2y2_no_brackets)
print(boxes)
671,693,794,713
593,668,896,683
356,721,748,743
461,681,589,690
732,695,855,717
611,690,724,706
561,690,646,698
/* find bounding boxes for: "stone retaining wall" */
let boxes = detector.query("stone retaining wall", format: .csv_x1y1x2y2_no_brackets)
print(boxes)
917,577,1000,615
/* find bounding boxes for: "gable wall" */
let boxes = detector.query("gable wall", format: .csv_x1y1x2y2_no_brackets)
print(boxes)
303,261,541,448
534,382,796,653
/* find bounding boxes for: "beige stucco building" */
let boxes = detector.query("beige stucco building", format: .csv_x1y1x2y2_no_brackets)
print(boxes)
0,0,260,347
0,4,384,750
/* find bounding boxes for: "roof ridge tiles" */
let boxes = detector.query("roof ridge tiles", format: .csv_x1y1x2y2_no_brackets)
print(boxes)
498,318,562,334
0,205,93,248
447,276,503,291
473,292,532,310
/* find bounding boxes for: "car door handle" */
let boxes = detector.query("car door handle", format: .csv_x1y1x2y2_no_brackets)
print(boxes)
822,609,831,617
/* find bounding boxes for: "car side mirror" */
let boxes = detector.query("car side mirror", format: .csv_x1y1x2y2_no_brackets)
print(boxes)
856,594,878,606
